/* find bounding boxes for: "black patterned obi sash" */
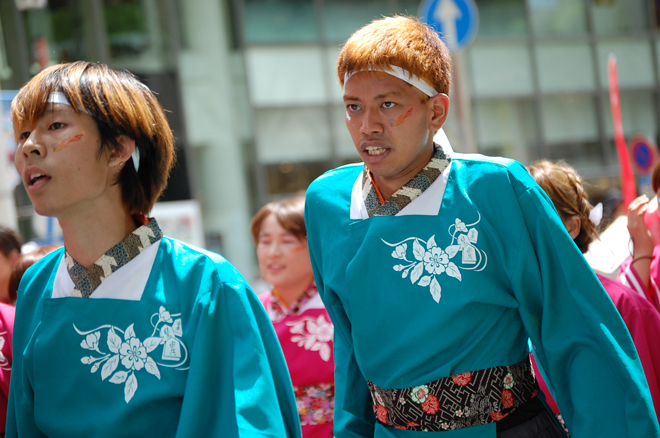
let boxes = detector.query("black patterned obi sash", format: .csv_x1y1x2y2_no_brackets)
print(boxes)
367,357,540,432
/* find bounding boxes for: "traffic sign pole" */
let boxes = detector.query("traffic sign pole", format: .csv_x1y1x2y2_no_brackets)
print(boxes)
420,0,479,152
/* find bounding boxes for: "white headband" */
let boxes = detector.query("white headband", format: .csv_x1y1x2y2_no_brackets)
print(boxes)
47,91,72,106
47,92,140,172
344,66,439,97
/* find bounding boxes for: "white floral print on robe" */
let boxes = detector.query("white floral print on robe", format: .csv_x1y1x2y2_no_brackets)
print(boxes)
287,315,333,362
75,306,188,403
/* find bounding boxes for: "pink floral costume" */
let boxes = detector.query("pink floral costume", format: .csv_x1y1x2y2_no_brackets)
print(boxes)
0,303,14,435
260,283,334,438
618,246,660,311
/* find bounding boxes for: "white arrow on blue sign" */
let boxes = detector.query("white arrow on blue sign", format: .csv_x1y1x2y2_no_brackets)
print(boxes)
419,0,479,53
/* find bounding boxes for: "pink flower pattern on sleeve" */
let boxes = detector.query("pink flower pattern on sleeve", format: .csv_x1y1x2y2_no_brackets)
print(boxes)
260,283,335,438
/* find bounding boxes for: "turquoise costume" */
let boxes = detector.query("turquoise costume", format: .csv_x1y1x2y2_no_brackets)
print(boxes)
7,237,301,437
305,152,660,437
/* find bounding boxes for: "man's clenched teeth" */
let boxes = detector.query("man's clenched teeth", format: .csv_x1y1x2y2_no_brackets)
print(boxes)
30,173,46,184
365,147,386,156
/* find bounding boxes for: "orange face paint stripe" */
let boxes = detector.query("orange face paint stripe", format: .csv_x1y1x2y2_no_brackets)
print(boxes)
54,133,83,152
390,107,413,127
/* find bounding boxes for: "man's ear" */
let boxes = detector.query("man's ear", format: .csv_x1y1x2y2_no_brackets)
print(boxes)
108,135,136,169
428,93,449,131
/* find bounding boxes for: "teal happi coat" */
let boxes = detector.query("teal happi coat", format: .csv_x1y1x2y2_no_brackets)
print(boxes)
7,237,301,438
304,152,660,438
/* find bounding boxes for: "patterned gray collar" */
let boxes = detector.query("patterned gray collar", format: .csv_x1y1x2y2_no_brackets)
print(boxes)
65,219,163,298
362,144,451,217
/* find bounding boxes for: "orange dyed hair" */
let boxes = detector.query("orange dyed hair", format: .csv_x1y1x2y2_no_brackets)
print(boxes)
337,15,452,95
11,61,176,215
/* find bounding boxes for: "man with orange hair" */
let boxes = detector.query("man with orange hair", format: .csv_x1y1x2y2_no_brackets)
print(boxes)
304,16,660,438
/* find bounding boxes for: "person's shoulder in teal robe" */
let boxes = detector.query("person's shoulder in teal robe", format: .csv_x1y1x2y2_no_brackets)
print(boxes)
306,154,660,437
7,237,302,438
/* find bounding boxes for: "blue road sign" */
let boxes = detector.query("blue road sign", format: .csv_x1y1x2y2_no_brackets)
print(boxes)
630,135,658,175
419,0,479,53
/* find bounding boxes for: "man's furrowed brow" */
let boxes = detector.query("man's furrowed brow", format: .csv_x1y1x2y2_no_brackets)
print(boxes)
343,91,404,101
375,91,404,100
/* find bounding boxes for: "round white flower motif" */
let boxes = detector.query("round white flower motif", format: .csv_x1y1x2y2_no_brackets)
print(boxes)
289,315,334,361
308,316,333,343
503,372,515,390
119,337,148,371
423,247,449,275
410,385,430,404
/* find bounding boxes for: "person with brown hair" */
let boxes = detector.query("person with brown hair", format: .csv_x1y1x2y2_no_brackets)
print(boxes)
251,195,334,438
529,159,660,426
0,226,18,436
617,160,660,310
0,227,21,305
8,61,300,438
7,244,59,306
304,15,659,438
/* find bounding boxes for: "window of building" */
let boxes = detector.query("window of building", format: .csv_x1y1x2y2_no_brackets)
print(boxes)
22,0,87,71
541,94,603,166
323,0,389,42
468,43,534,97
473,98,537,162
602,91,657,142
536,42,595,93
475,0,527,38
528,0,588,37
592,0,649,36
255,106,333,163
597,39,655,88
265,160,331,195
243,0,319,43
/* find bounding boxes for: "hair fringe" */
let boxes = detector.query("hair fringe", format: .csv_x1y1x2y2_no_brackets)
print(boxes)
251,195,306,244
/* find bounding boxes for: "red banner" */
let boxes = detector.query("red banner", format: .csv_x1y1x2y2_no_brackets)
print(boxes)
608,54,636,208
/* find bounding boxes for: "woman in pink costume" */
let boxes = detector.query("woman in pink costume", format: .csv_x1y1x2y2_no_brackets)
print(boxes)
618,162,660,310
529,160,660,424
252,196,334,438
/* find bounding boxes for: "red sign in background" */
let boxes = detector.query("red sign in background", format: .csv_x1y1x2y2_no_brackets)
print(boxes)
608,54,637,208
